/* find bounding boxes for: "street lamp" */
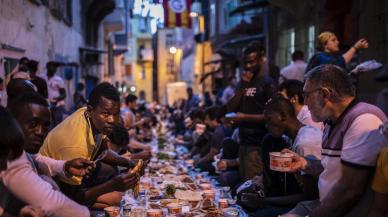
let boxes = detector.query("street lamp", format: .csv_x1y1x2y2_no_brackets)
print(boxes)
169,46,177,54
190,12,199,18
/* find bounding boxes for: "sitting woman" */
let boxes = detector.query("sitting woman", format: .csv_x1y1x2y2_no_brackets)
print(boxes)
305,31,368,72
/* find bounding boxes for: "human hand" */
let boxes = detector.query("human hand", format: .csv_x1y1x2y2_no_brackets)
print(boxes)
182,153,191,160
128,129,136,137
142,145,152,151
241,71,254,82
131,150,152,161
65,158,95,178
19,205,44,217
354,38,368,50
110,172,139,192
121,151,132,160
217,160,228,171
281,149,308,172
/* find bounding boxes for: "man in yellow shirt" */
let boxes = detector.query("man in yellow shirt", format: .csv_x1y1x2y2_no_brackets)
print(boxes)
40,82,138,208
368,146,388,217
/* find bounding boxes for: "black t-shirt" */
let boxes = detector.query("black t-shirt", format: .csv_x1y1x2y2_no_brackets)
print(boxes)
238,75,276,146
260,134,303,197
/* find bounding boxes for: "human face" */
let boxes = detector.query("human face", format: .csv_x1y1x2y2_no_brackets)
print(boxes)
243,52,262,76
264,111,285,138
278,89,288,99
90,97,120,135
17,104,51,154
204,116,218,130
303,81,328,122
324,35,340,53
127,101,137,110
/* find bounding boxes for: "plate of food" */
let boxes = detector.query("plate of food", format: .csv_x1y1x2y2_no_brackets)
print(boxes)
175,190,203,202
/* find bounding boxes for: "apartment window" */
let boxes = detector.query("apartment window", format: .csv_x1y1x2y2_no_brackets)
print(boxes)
42,0,72,25
63,0,73,26
3,57,19,77
307,25,316,59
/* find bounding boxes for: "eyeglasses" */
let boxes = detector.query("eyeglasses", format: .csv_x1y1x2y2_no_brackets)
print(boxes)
303,88,321,99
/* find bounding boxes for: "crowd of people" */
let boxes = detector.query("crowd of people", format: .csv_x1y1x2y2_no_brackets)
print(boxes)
0,31,387,217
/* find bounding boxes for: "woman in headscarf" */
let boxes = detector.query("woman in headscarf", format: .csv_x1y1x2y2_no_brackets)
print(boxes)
305,31,368,72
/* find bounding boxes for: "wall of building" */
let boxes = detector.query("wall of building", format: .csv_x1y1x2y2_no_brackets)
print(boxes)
0,0,85,108
0,0,84,74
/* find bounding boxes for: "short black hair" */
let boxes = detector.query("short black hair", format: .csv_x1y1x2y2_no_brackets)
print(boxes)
125,94,138,105
19,57,29,65
305,64,355,98
88,82,120,108
108,124,129,148
204,106,221,122
189,108,204,121
0,77,3,84
264,96,295,119
8,92,49,119
76,82,85,91
292,50,304,61
46,61,59,69
27,60,39,74
278,79,304,104
243,41,265,57
0,106,24,170
6,79,36,106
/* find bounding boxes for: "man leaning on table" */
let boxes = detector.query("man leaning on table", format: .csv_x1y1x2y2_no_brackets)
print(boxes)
40,82,140,208
280,65,387,217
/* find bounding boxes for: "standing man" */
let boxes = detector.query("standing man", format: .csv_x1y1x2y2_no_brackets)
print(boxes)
225,41,277,180
28,60,48,99
281,65,387,217
44,61,66,126
279,50,307,84
183,87,201,114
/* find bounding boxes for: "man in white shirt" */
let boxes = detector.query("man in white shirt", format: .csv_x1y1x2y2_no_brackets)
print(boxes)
264,96,322,159
250,96,322,217
281,65,387,217
2,93,94,217
278,79,324,131
279,51,307,84
43,61,66,125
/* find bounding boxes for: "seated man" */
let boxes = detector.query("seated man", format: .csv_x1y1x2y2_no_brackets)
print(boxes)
175,108,205,150
39,83,140,208
107,123,151,161
2,96,91,217
278,79,324,130
216,133,241,189
196,106,233,174
253,96,322,217
281,65,387,217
